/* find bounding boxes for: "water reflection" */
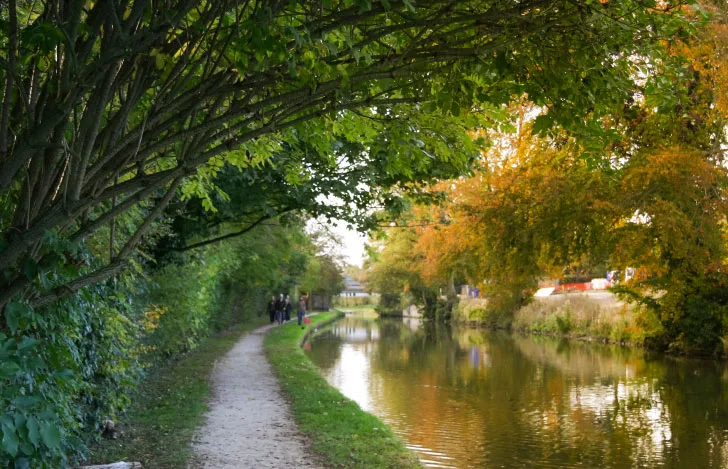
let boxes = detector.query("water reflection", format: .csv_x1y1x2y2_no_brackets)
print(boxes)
305,316,728,468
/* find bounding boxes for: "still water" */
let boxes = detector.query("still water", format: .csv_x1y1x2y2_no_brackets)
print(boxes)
305,315,728,468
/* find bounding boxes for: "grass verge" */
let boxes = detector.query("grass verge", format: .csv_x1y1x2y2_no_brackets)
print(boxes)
265,312,421,468
512,295,643,345
86,316,268,468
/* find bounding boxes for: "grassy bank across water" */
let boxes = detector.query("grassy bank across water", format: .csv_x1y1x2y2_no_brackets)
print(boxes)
512,295,643,345
454,294,645,346
265,312,421,469
86,316,268,468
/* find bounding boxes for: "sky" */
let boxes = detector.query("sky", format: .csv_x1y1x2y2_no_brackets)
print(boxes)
307,191,371,267
308,217,369,267
332,220,368,267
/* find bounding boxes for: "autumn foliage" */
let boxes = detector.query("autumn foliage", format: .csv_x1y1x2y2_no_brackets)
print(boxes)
368,2,728,354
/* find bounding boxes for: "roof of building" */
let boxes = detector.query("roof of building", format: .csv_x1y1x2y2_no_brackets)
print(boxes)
342,275,367,292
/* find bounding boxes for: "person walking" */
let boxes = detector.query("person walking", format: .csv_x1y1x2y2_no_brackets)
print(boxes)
267,296,277,324
297,295,307,326
275,294,285,325
284,295,293,322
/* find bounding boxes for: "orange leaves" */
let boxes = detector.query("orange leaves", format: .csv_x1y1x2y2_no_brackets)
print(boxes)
620,147,725,214
667,1,728,118
613,145,727,277
711,21,728,117
402,126,617,294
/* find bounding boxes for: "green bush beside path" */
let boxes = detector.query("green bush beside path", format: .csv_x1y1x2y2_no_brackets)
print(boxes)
87,317,268,468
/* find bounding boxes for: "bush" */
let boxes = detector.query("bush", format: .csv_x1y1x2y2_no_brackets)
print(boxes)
1,285,143,468
513,294,639,343
375,293,403,316
433,296,457,321
456,298,512,328
144,262,218,358
614,272,728,355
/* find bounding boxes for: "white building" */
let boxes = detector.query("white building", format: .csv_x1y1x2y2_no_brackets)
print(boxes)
339,276,370,297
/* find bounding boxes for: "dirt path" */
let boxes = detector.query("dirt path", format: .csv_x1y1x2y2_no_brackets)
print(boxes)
190,324,325,468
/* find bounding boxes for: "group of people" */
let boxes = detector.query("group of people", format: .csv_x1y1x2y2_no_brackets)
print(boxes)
267,293,308,326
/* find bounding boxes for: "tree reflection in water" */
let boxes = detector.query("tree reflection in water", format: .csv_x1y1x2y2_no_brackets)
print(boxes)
306,316,728,468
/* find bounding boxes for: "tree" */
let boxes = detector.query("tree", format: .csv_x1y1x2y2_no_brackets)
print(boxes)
605,0,728,353
376,1,728,352
0,0,690,314
365,226,442,315
410,119,616,316
301,254,345,296
151,127,480,259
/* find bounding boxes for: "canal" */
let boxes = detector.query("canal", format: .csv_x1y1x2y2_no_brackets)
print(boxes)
305,314,728,468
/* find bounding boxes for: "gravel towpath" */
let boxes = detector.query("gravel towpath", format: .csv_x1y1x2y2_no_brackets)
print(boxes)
190,324,325,468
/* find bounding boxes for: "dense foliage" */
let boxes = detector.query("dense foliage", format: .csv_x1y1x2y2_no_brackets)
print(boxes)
0,0,688,310
366,2,728,355
0,0,698,465
0,217,338,467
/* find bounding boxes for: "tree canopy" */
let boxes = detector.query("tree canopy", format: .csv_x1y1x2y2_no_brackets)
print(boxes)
365,0,728,353
0,0,690,312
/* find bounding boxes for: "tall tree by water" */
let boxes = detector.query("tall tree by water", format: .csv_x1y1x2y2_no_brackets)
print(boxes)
371,1,728,353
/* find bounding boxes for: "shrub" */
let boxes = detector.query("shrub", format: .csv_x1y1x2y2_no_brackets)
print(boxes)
433,296,457,321
144,262,218,358
513,294,638,343
1,286,143,468
457,298,512,328
376,293,403,316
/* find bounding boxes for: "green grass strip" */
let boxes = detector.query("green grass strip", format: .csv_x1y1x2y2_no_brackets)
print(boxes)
264,312,421,468
87,316,268,468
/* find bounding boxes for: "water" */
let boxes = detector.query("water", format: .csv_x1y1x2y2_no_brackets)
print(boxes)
305,315,728,468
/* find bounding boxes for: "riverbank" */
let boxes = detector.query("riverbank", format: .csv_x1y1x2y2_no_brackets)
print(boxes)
454,293,645,347
86,317,268,468
264,312,421,468
513,294,643,345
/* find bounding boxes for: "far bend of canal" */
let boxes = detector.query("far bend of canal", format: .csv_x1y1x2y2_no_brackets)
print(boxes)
304,314,728,468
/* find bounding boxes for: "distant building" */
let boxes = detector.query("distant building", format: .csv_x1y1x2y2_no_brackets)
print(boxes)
340,276,369,297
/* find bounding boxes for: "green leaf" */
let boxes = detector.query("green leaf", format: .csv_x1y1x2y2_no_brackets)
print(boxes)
0,414,13,430
0,414,18,457
20,22,65,53
355,0,373,12
18,337,39,352
532,114,553,135
20,442,35,456
15,397,40,411
5,302,30,333
495,51,508,75
1,425,19,457
39,421,61,449
0,361,20,379
13,413,26,430
26,419,40,448
23,259,39,281
53,369,74,383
